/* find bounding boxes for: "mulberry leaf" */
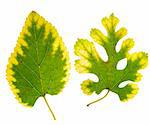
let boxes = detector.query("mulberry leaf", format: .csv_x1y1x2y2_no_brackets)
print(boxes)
74,14,148,106
6,11,70,119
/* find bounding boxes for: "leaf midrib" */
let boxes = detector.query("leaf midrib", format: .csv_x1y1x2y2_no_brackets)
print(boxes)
32,24,45,96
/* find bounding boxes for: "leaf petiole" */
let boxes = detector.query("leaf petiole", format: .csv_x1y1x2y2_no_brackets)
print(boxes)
43,96,56,120
87,89,110,107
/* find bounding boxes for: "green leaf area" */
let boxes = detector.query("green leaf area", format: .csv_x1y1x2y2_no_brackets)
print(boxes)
6,11,70,119
74,14,148,106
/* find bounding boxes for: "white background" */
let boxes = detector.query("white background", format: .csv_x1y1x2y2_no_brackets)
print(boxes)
0,0,150,125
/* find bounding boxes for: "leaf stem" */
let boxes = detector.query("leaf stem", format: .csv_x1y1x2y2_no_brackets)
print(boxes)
87,89,110,107
43,96,56,120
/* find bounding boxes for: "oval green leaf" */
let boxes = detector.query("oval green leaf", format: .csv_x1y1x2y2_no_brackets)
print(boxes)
6,11,70,120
